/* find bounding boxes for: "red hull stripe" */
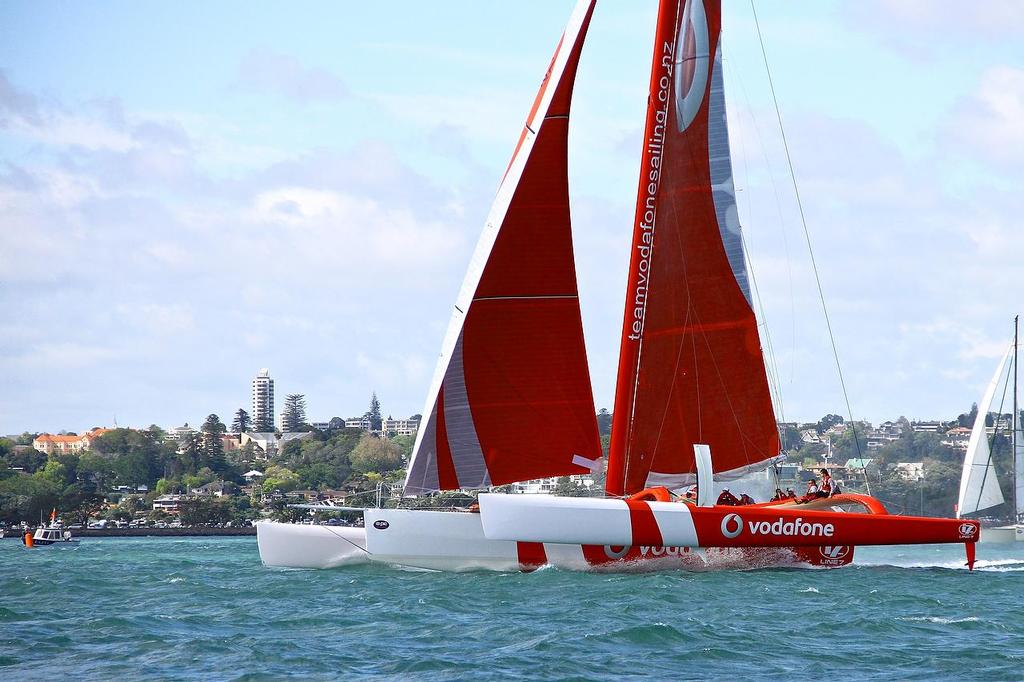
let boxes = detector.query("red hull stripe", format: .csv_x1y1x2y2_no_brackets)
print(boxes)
625,499,664,546
517,541,548,571
434,388,460,490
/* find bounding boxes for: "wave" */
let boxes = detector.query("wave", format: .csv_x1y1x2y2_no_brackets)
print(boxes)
897,616,982,624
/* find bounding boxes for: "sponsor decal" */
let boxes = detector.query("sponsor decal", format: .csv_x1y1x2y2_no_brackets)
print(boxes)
819,545,850,560
959,522,977,539
721,513,743,538
603,545,631,559
747,517,835,538
674,0,710,133
602,545,692,560
372,520,389,530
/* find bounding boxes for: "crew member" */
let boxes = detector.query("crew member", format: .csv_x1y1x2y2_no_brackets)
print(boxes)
770,488,786,501
716,489,740,506
798,478,819,504
738,493,755,506
819,468,835,498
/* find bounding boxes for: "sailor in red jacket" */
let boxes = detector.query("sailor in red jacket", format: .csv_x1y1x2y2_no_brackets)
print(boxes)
797,478,819,504
819,468,834,498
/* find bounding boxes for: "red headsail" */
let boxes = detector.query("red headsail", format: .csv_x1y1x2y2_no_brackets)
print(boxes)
606,0,780,496
405,0,601,495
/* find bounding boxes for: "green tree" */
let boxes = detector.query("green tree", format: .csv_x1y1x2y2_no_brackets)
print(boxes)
349,433,402,475
366,392,383,432
815,414,845,435
201,414,228,473
231,408,251,434
254,409,274,433
16,432,38,446
281,394,308,433
390,434,416,461
596,408,612,437
298,462,344,489
179,498,230,526
178,432,203,473
554,476,596,497
262,465,300,493
78,452,114,491
36,460,69,487
0,473,60,524
5,447,47,473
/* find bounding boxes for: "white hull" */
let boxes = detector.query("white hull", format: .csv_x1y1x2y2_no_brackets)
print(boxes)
256,522,370,568
257,508,849,572
978,524,1024,543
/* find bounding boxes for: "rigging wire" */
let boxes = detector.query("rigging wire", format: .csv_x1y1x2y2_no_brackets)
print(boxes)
750,0,864,460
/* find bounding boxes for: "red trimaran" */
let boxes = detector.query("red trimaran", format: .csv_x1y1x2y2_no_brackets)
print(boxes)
257,0,979,571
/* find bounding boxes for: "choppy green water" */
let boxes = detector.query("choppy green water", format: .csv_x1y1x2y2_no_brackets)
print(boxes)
2,537,1023,680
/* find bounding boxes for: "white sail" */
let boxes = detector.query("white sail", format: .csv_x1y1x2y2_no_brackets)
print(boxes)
957,343,1013,518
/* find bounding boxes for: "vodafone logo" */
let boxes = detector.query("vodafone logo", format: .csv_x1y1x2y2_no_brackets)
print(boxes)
603,545,630,560
820,545,850,560
959,523,978,538
721,513,743,538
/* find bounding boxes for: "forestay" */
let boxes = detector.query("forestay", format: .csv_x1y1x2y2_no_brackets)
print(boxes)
404,0,601,495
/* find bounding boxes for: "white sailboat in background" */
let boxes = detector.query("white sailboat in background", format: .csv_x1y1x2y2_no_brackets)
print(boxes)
957,316,1023,542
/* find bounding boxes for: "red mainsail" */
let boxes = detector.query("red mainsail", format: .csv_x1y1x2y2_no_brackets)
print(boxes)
405,0,601,495
607,0,780,496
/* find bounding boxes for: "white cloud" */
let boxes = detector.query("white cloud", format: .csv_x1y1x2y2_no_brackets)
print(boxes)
234,48,348,102
10,342,115,370
948,66,1024,166
117,303,196,335
251,186,464,269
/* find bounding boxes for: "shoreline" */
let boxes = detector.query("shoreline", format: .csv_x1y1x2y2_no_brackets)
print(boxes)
2,527,256,538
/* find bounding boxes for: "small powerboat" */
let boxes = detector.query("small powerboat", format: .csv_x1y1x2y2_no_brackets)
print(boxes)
22,524,79,547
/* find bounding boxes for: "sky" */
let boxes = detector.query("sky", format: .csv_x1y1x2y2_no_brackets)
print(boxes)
1,0,1022,435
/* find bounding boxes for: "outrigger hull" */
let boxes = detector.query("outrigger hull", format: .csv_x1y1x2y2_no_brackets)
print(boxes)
257,507,855,572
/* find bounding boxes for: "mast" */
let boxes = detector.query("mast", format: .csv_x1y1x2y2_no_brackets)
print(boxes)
607,0,677,497
1014,315,1019,522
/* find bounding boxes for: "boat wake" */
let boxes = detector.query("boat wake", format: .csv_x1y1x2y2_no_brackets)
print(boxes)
856,557,1024,572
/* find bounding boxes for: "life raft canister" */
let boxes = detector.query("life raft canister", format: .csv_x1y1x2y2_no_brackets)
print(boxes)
626,486,672,503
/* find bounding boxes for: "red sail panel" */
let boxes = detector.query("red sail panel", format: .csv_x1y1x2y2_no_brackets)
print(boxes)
405,0,600,495
607,0,779,496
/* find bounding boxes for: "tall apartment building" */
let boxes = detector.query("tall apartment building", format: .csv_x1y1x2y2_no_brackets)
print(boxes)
252,368,275,432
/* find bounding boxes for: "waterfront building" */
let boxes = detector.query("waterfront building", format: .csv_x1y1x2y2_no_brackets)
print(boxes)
153,494,187,513
893,462,925,481
382,417,420,437
252,369,275,431
166,423,196,442
240,430,313,458
345,416,372,430
911,420,943,433
33,428,112,455
941,426,972,450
